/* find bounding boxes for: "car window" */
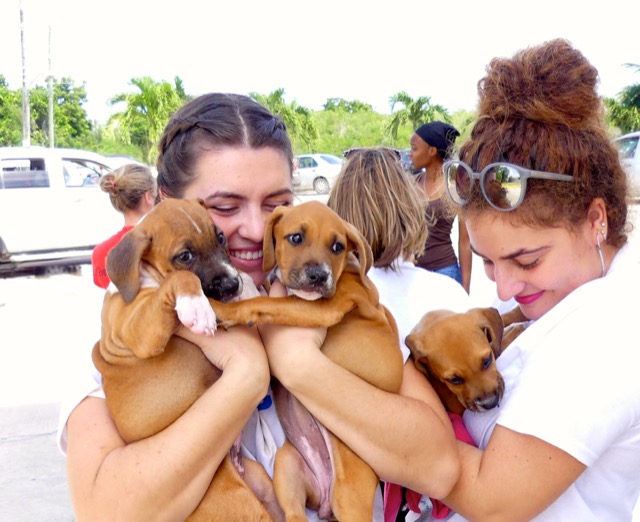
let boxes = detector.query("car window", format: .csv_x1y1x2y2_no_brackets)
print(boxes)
319,155,342,165
298,157,318,169
320,154,342,165
616,136,638,160
0,157,50,189
63,158,110,187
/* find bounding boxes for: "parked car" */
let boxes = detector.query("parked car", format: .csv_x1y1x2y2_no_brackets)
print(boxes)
293,153,343,194
613,131,640,201
0,146,122,275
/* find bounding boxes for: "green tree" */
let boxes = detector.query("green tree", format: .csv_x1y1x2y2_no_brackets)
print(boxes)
386,91,451,140
323,98,373,113
29,77,93,147
250,89,318,152
108,76,188,164
0,75,22,146
605,63,640,134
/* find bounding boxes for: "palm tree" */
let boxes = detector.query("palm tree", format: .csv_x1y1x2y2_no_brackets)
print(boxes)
386,91,451,140
250,89,318,151
108,76,188,164
605,63,640,134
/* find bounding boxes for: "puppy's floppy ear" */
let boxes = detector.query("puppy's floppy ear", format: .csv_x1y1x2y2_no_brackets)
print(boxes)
106,229,151,303
472,307,505,358
405,332,432,377
263,205,288,272
344,221,373,282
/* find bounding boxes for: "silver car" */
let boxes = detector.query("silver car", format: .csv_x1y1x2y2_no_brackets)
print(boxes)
293,153,343,195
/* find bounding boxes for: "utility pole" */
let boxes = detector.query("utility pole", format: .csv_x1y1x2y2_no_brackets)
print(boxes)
20,0,30,147
47,25,54,148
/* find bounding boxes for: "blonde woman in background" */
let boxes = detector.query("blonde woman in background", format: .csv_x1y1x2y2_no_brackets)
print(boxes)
328,146,471,520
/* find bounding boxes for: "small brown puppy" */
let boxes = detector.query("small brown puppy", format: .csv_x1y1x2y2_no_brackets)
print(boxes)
92,198,277,521
405,307,527,416
212,201,404,522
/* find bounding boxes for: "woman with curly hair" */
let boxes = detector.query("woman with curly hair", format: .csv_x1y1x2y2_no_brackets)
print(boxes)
437,39,640,520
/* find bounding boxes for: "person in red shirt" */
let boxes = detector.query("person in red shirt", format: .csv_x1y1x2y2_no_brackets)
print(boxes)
92,163,157,289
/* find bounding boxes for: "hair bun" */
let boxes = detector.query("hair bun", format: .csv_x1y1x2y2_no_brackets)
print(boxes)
477,38,601,129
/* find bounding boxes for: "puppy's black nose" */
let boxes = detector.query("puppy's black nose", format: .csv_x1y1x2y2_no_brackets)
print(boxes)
205,275,240,301
306,266,328,285
478,394,501,411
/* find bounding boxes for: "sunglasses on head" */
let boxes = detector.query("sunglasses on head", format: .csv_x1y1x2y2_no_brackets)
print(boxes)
443,160,573,211
343,147,402,161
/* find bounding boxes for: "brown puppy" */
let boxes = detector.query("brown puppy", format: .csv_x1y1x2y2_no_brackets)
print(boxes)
92,198,277,521
211,201,404,522
405,307,526,416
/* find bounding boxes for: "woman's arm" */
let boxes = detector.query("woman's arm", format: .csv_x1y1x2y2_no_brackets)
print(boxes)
457,219,472,294
444,425,585,521
66,326,269,522
258,294,460,499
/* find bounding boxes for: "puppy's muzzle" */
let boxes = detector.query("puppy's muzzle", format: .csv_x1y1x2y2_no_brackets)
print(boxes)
467,375,505,412
284,262,335,299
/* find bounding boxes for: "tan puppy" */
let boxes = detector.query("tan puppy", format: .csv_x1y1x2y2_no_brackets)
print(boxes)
405,307,527,416
212,201,404,522
92,198,278,521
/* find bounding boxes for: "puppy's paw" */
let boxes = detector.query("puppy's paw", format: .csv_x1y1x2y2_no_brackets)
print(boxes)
176,291,217,335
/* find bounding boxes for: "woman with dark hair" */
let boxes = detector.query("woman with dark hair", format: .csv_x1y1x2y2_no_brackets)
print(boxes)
58,94,460,521
438,39,640,520
410,121,473,293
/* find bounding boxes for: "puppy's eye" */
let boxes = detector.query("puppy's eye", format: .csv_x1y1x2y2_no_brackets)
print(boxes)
482,354,493,370
287,233,304,246
175,250,194,264
217,231,226,246
331,241,345,255
448,376,464,386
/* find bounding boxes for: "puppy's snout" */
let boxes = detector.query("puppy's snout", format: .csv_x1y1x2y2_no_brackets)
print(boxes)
306,265,329,286
205,275,241,301
477,394,501,411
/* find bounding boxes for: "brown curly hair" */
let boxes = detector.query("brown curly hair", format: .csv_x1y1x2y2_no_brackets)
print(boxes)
456,38,629,248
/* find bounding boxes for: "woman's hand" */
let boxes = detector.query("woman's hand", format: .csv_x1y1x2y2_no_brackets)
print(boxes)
257,279,327,381
178,324,270,382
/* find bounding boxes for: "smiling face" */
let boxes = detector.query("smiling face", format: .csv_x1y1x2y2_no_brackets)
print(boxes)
182,146,294,287
466,214,603,320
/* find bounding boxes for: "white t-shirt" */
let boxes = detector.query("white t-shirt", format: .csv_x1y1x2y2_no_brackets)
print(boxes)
450,244,640,520
368,260,472,361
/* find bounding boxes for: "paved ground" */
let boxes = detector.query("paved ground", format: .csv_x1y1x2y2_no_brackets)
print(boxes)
1,199,638,521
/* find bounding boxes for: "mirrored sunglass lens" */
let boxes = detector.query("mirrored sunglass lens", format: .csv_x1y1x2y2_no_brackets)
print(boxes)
445,162,470,203
482,166,522,209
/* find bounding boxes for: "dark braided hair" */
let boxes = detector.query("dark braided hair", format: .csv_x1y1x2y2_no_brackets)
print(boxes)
157,93,293,198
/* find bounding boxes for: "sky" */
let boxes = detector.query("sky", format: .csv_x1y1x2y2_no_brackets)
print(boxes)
0,0,638,125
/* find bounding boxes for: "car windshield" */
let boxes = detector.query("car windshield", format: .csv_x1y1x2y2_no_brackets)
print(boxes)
616,136,638,160
320,155,342,165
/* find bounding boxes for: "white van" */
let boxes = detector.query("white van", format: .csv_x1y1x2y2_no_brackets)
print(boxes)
0,147,123,273
613,131,640,201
